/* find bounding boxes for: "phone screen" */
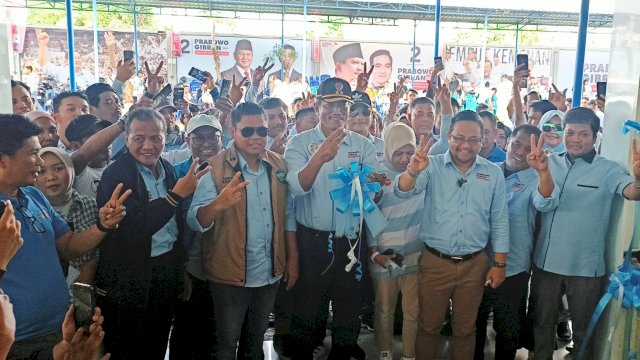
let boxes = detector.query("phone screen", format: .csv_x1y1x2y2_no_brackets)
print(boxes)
434,57,443,68
596,82,607,98
72,283,95,328
174,87,185,101
219,80,231,98
516,54,529,71
189,67,208,82
152,84,173,107
196,161,209,174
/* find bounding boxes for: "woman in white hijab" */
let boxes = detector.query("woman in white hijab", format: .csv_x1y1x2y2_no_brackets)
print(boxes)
538,110,566,153
35,147,99,285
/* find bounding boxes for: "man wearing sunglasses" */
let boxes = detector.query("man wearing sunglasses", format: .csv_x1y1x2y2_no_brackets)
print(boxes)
284,78,381,359
531,107,640,358
395,110,509,360
347,91,384,162
188,102,294,359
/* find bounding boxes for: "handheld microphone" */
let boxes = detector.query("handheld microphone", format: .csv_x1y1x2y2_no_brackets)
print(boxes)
457,178,467,187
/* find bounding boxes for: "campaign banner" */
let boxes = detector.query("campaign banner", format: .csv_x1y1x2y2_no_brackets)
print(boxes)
443,44,553,90
176,34,311,84
318,40,435,91
555,50,610,96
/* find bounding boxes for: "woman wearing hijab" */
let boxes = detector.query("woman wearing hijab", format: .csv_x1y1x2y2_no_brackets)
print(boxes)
538,110,566,153
368,123,423,360
35,147,99,285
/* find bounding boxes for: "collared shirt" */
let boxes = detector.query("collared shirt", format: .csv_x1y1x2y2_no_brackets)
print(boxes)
393,151,509,255
534,152,633,277
187,152,282,287
137,163,179,257
368,134,385,164
74,165,107,198
485,143,507,163
284,125,379,232
1,187,70,341
498,164,559,277
236,65,251,82
174,156,195,179
61,190,100,270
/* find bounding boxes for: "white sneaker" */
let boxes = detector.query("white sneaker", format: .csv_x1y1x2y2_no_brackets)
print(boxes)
379,351,392,360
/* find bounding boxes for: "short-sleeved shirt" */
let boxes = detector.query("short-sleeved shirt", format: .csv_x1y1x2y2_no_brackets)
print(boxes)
534,151,633,277
74,165,106,198
485,143,507,163
393,152,510,255
284,125,379,232
368,134,385,164
1,187,71,341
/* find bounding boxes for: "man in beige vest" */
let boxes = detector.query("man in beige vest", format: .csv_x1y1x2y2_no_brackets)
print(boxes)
187,102,297,359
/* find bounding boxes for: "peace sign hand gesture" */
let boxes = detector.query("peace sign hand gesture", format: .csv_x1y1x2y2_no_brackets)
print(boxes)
212,172,251,211
300,92,315,109
356,62,374,92
526,133,549,172
549,83,568,111
99,183,133,230
229,74,248,105
389,83,400,113
408,135,433,173
144,61,164,95
253,58,275,86
311,127,348,164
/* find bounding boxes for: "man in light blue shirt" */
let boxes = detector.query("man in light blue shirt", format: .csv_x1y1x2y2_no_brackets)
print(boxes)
394,110,509,360
531,107,640,359
474,124,559,359
188,102,294,359
284,78,379,359
479,110,507,163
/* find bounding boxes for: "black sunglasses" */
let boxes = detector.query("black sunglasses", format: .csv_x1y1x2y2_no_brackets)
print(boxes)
542,123,564,135
239,126,269,138
350,107,372,117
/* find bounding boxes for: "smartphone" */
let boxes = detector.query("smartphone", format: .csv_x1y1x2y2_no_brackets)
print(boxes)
0,201,6,218
434,56,443,68
188,67,209,82
123,50,134,62
152,84,173,107
516,54,529,88
219,79,231,99
173,87,185,101
196,161,209,174
596,81,607,99
71,283,96,329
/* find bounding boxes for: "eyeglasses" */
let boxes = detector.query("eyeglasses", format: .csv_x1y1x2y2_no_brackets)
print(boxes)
451,134,483,145
18,206,46,234
238,126,269,138
189,134,221,145
542,124,564,135
349,108,371,117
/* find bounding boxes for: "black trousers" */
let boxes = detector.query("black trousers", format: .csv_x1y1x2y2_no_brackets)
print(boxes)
474,271,530,360
170,273,217,360
291,224,365,360
99,249,181,360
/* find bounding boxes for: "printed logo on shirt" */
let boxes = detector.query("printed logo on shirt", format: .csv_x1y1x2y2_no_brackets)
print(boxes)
512,183,525,191
347,151,360,159
308,143,320,154
476,173,491,182
223,176,234,183
377,151,384,159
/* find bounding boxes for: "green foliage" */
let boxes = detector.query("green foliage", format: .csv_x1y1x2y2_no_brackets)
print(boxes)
27,6,157,30
321,20,344,38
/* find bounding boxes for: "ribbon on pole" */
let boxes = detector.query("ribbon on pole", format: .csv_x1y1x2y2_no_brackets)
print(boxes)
620,120,640,134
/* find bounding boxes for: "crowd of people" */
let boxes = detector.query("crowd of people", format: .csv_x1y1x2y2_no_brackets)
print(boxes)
3,29,640,360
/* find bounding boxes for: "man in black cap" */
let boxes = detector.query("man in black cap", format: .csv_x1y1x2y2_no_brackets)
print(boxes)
284,77,383,359
221,39,255,83
156,99,185,151
269,44,303,83
333,43,365,88
348,91,384,163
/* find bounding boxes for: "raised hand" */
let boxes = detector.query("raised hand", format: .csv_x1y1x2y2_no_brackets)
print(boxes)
35,29,49,44
103,31,117,48
311,127,348,164
204,71,215,91
512,64,529,89
115,58,136,83
527,133,549,172
300,92,315,109
99,183,132,230
252,58,275,86
408,135,433,173
229,74,248,105
212,172,251,211
144,61,164,95
56,305,110,360
388,83,400,114
173,158,210,198
367,171,389,188
356,62,374,92
549,83,568,111
270,132,287,155
0,202,23,270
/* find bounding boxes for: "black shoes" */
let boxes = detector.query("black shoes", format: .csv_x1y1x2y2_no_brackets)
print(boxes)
556,321,572,341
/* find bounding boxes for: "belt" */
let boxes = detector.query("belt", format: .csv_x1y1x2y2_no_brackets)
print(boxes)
424,244,483,263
